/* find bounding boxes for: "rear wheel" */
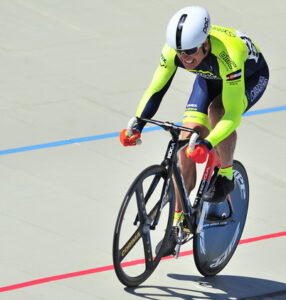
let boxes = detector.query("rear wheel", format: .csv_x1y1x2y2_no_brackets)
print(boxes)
193,160,249,276
113,165,175,287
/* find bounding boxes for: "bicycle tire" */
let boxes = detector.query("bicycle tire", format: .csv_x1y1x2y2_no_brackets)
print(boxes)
113,164,175,287
193,160,249,276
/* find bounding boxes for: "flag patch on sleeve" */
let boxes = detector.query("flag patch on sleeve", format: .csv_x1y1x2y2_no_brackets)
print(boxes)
226,70,242,81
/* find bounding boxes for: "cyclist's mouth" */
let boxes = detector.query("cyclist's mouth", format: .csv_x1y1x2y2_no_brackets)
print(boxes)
181,57,196,69
186,58,194,64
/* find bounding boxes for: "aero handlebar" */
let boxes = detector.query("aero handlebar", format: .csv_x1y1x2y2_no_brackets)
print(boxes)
126,117,200,149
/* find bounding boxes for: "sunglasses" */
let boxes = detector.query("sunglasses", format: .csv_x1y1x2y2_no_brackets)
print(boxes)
176,45,201,56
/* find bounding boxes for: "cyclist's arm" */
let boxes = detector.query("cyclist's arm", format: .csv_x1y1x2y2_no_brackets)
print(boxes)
205,45,248,147
134,44,177,132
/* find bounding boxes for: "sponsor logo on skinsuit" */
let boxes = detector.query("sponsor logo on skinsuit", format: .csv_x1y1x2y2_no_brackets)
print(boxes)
248,76,268,102
219,51,237,70
226,69,242,81
212,26,236,37
160,53,167,68
235,30,259,62
186,104,198,112
190,69,220,80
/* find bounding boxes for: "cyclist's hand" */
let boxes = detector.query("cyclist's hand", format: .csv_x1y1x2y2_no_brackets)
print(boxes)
185,140,212,163
119,128,141,146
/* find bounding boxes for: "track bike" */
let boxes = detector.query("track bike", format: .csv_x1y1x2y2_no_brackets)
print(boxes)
113,117,249,287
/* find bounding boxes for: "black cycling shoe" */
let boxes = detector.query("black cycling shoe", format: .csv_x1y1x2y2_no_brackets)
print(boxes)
155,226,178,257
203,175,235,203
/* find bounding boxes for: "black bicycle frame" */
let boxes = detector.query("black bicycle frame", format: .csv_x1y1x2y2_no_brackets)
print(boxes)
159,129,197,232
135,117,199,232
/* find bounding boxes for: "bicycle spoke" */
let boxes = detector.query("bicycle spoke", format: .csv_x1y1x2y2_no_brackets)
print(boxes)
133,175,161,225
144,175,161,204
142,231,154,267
119,200,160,263
118,228,142,262
151,178,171,229
135,182,147,223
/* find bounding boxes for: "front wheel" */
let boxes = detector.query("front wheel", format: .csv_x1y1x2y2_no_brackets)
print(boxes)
113,165,175,287
193,160,249,276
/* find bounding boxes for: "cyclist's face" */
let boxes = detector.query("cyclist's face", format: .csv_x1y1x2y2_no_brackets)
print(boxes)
177,39,210,70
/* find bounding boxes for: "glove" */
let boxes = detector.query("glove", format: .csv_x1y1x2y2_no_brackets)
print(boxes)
119,128,141,146
185,140,212,163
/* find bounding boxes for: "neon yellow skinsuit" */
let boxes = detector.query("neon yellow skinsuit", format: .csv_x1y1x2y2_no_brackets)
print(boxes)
134,25,268,148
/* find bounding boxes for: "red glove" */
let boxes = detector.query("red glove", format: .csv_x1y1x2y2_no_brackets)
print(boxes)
185,140,212,163
119,129,141,146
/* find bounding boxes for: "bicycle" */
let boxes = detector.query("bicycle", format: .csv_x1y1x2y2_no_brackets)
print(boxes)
113,117,249,287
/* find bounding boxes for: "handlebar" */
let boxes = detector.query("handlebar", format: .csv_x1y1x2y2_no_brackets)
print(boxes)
127,117,200,150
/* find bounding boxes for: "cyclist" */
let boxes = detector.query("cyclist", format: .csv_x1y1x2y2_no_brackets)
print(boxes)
119,6,269,256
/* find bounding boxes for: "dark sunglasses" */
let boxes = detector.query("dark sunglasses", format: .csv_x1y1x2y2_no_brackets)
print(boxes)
176,45,201,56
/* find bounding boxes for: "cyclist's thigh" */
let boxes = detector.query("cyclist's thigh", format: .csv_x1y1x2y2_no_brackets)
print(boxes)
182,122,209,139
183,76,221,137
244,64,269,112
207,95,225,127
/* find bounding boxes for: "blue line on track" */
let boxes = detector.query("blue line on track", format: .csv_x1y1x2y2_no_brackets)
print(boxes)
0,105,285,156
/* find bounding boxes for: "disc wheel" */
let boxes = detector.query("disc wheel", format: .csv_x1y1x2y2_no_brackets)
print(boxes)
193,160,249,276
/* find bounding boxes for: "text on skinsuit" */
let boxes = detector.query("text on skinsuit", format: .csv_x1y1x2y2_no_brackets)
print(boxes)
248,76,268,102
219,51,237,70
235,30,259,62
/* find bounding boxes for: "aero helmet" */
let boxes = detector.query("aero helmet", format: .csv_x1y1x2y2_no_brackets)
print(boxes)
166,6,211,50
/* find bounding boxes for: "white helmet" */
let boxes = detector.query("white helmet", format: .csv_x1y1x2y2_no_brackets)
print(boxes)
166,6,211,50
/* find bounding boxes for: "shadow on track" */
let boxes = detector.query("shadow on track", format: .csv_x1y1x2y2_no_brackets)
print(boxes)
124,274,286,299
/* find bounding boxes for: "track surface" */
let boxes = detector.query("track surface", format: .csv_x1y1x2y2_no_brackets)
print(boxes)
0,1,285,299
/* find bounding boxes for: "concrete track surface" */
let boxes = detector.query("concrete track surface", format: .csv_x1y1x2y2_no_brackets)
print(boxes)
0,1,285,299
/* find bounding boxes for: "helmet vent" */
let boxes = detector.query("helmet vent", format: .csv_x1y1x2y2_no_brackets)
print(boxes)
176,14,187,50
